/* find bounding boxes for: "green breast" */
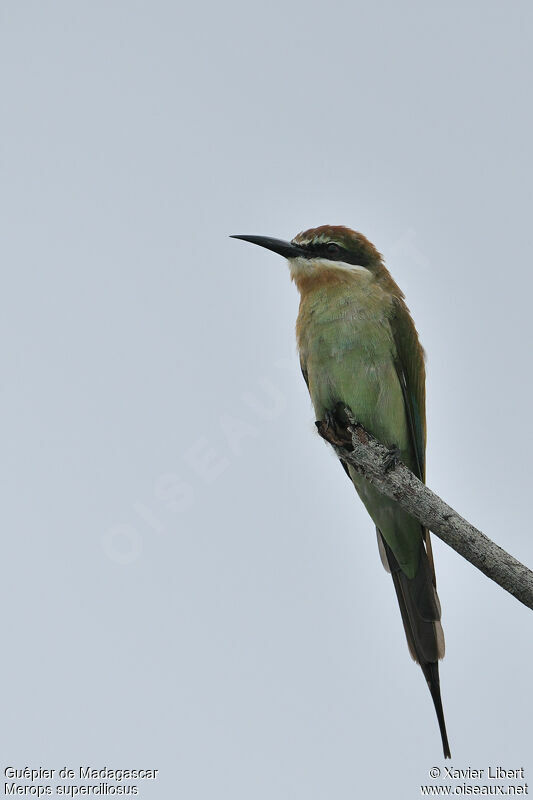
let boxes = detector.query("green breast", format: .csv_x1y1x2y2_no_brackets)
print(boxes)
298,285,411,458
297,283,423,576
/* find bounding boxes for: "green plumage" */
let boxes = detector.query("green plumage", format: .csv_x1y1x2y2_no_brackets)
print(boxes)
297,279,423,578
232,224,451,758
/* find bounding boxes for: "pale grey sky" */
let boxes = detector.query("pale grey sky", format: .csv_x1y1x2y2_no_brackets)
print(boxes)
2,1,533,798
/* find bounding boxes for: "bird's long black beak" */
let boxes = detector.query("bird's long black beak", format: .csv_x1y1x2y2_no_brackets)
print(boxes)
230,234,306,259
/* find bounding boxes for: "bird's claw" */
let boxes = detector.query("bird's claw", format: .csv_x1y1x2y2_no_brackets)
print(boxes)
324,409,336,431
316,409,353,448
383,444,400,472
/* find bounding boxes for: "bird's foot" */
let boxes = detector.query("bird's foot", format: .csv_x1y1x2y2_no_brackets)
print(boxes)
324,409,337,432
382,443,401,472
316,410,353,448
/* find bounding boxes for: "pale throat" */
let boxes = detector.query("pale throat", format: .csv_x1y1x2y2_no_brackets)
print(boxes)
287,255,373,284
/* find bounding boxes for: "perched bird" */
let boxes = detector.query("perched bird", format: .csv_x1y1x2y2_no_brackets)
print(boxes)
231,225,451,758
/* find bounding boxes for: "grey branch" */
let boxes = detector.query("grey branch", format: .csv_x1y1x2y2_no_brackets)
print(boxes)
316,411,533,611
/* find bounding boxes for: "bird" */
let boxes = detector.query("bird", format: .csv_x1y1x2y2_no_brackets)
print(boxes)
231,225,451,758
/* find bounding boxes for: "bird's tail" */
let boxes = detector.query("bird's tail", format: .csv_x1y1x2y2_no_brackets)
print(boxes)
377,530,451,759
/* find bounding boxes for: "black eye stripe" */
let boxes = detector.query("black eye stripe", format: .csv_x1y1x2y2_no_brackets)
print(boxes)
316,242,346,260
301,240,373,268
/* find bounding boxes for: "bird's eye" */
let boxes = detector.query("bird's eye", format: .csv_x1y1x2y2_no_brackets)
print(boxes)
326,242,340,255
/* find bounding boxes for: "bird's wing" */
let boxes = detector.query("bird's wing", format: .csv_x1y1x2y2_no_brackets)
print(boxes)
300,360,309,389
389,295,426,482
389,295,438,581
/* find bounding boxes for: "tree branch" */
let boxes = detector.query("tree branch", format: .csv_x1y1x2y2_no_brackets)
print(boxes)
316,411,533,611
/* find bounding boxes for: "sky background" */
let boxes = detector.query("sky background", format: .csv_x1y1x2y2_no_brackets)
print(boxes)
2,1,533,798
